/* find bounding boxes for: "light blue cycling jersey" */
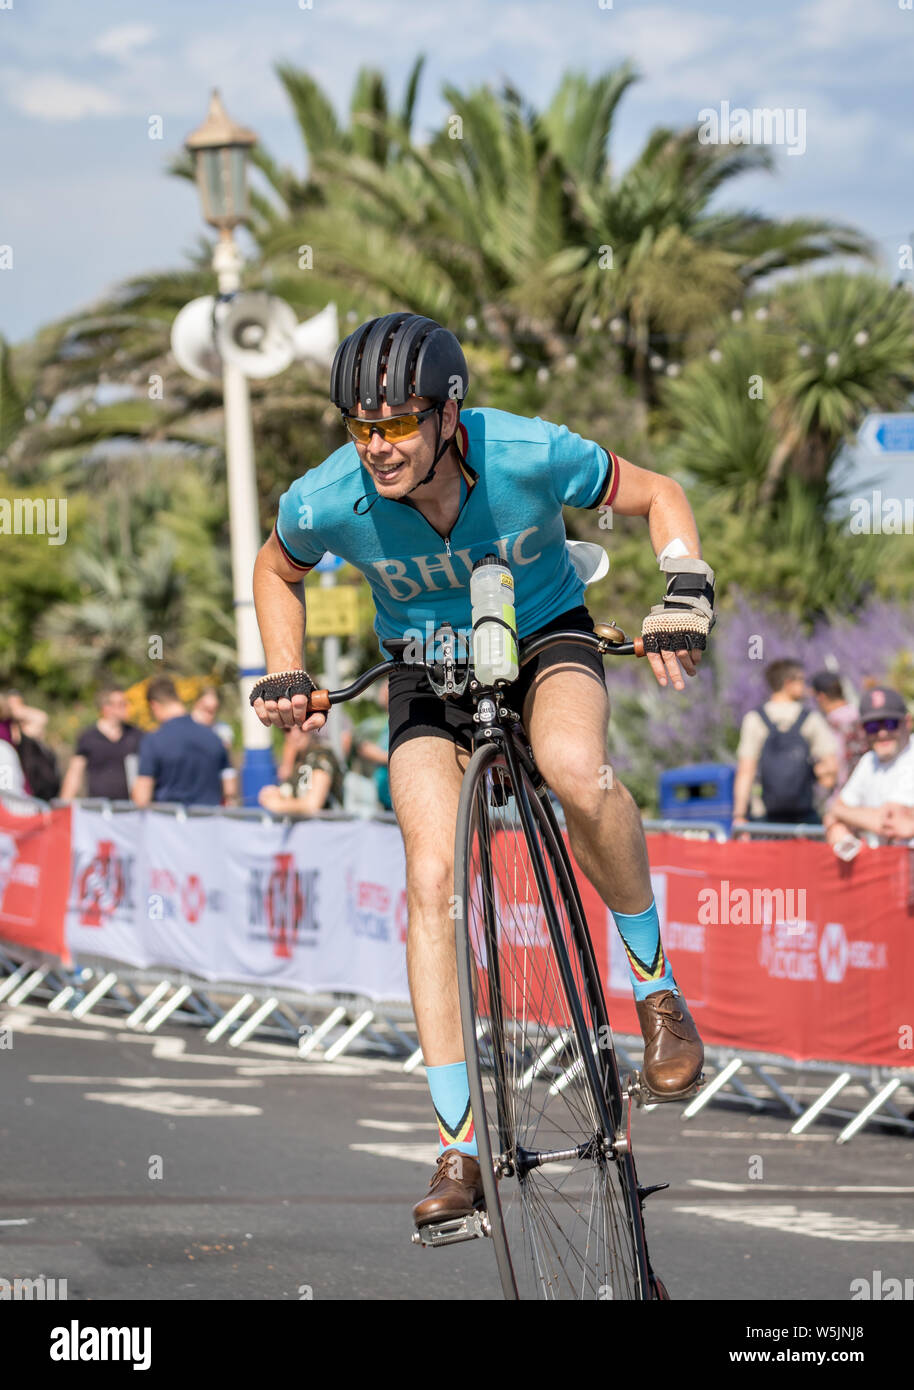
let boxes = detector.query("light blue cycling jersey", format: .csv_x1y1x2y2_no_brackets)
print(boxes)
274,406,620,653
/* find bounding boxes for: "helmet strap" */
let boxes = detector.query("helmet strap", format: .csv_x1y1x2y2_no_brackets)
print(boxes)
405,404,454,496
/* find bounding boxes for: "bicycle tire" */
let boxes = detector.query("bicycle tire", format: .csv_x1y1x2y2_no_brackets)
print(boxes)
454,737,652,1300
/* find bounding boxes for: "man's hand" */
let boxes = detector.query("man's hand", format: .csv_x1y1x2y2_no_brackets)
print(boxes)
645,645,703,692
879,802,914,840
258,784,287,812
252,693,326,732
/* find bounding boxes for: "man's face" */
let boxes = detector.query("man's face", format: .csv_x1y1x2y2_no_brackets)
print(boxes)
784,671,807,701
196,695,218,723
102,692,129,720
347,389,457,499
864,712,911,763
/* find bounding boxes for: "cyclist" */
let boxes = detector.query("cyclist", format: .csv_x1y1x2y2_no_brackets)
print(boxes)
251,312,714,1228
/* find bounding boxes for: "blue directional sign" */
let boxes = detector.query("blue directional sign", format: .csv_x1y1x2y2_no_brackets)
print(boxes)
858,414,914,453
314,552,345,572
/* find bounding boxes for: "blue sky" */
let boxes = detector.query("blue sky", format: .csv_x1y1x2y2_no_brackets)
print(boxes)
2,0,913,348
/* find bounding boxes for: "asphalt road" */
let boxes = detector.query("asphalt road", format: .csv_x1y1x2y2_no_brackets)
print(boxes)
1,1002,913,1302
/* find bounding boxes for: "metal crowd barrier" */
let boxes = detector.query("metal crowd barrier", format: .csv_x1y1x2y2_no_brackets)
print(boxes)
1,797,911,1143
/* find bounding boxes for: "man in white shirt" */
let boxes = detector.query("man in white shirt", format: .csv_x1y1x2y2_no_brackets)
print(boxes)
824,687,914,848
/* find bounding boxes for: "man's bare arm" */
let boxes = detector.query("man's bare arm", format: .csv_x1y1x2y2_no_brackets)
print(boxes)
610,457,705,691
252,529,325,730
59,754,86,802
826,800,886,835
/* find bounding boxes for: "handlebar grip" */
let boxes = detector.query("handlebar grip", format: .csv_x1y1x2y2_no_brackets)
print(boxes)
633,637,645,658
308,690,332,712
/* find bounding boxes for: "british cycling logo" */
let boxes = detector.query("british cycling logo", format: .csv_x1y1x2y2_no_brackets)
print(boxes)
247,852,319,958
345,868,395,942
147,866,220,924
72,840,136,927
757,919,887,983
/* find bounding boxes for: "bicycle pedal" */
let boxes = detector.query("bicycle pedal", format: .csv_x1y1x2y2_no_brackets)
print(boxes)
410,1208,491,1247
627,1070,705,1107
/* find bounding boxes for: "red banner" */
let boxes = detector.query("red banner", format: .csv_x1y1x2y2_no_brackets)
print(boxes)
573,834,914,1068
0,799,72,964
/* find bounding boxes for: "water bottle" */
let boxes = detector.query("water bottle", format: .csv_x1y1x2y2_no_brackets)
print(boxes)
471,554,519,685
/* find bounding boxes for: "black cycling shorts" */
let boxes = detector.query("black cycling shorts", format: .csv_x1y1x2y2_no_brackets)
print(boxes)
387,605,605,757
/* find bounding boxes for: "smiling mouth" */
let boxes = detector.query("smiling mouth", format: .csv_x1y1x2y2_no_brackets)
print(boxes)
371,462,406,482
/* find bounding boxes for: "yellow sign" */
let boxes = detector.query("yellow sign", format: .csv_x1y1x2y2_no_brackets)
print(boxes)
306,586,360,637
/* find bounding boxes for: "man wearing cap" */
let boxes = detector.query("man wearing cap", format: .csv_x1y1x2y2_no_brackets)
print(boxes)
824,686,914,848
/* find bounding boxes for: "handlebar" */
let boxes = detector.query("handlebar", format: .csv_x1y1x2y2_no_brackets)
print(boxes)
306,622,645,711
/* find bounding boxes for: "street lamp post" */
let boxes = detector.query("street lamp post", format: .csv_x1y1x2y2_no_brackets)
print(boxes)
185,91,274,806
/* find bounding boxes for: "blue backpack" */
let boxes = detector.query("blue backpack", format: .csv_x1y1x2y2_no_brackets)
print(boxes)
756,707,816,818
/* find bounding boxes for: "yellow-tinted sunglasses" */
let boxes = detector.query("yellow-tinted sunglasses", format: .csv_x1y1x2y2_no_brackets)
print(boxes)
343,404,438,444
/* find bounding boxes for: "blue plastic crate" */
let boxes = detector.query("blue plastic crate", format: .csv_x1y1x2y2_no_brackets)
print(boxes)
658,763,734,832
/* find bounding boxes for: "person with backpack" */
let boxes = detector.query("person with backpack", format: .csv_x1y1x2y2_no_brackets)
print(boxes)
0,694,60,801
732,659,838,826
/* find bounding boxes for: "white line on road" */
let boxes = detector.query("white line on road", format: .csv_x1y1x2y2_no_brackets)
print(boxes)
351,1141,440,1166
83,1091,263,1117
29,1075,260,1089
0,1218,33,1226
356,1119,431,1133
673,1202,914,1242
690,1180,914,1194
679,1129,831,1142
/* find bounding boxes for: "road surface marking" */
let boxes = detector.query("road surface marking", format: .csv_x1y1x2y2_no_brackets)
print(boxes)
690,1180,914,1194
680,1129,830,1142
0,1218,33,1226
357,1119,431,1133
673,1202,914,1242
30,1075,259,1089
83,1091,262,1117
351,1141,440,1166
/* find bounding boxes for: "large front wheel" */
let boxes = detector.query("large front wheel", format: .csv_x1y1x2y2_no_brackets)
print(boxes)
454,739,651,1300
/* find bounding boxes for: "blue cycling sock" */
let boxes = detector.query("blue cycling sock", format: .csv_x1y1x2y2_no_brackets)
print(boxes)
611,899,676,1001
426,1061,478,1156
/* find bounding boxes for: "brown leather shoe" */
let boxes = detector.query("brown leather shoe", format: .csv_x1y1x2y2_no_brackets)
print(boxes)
412,1149,486,1227
635,989,704,1098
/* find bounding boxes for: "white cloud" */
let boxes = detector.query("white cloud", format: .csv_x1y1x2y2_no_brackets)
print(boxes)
93,24,157,60
5,74,122,121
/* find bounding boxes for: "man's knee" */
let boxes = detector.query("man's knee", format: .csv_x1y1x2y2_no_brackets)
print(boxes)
536,741,614,819
405,853,454,923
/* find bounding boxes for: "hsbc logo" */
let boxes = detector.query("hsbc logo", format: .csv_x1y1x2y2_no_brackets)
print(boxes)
818,921,888,982
819,921,848,983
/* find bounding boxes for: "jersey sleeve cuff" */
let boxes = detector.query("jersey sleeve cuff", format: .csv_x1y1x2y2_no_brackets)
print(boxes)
587,449,620,510
274,523,318,573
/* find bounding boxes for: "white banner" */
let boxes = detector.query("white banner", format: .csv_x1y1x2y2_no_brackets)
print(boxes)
65,808,410,1002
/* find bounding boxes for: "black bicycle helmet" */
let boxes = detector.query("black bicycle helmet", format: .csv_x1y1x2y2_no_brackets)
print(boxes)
330,311,469,411
332,312,470,505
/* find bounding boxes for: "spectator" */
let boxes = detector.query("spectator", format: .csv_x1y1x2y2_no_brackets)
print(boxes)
60,686,144,802
3,691,48,741
0,694,60,801
191,686,235,753
354,678,392,811
733,659,838,825
810,671,867,789
132,676,237,808
0,696,26,796
824,687,914,849
258,724,344,817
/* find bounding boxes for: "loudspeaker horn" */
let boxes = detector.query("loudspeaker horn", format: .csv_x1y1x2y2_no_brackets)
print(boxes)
215,291,298,379
170,296,222,383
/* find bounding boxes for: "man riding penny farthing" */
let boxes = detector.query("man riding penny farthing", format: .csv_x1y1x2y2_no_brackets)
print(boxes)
249,312,714,1264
